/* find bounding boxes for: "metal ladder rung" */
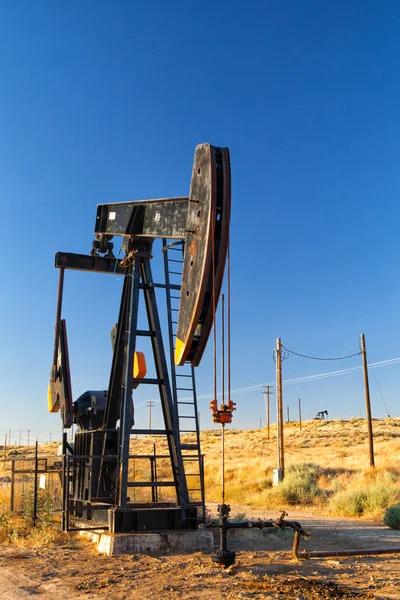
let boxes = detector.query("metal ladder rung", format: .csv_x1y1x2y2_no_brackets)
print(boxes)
136,330,156,337
130,429,170,435
134,378,164,384
163,236,204,522
127,482,175,488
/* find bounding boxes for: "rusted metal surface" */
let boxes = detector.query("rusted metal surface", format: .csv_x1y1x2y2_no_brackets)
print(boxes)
297,547,400,559
174,144,216,365
51,267,64,379
190,147,230,367
209,399,236,424
292,526,400,560
49,319,73,427
175,144,232,366
55,252,125,274
95,197,189,239
212,508,309,568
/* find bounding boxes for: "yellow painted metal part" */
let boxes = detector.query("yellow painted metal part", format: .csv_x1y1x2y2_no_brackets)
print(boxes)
134,351,147,379
174,338,185,366
48,383,60,413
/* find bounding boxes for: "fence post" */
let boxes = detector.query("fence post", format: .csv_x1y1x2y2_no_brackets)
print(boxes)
153,443,158,502
150,457,156,503
32,441,39,526
62,432,67,531
10,458,15,512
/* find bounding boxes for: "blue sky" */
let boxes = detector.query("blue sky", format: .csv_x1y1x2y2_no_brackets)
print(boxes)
1,1,400,443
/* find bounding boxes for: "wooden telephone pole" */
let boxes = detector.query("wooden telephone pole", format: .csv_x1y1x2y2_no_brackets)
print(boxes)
360,333,375,468
298,398,302,430
3,434,7,469
262,385,273,441
276,338,284,480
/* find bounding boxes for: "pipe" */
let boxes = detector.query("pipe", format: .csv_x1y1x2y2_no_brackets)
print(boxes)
211,509,310,568
225,519,308,537
298,547,400,559
292,532,400,560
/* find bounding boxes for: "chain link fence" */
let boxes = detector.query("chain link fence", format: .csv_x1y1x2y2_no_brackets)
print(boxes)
65,455,118,530
6,452,205,528
8,455,63,526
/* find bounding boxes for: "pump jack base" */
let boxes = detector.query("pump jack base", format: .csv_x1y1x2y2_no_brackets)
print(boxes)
211,549,236,567
79,528,214,556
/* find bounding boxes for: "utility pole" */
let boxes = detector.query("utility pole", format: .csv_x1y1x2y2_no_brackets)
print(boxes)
3,434,7,469
19,430,22,446
147,400,155,430
360,333,375,468
8,429,11,446
27,430,30,447
298,398,302,431
275,338,284,481
262,386,273,441
259,417,262,429
287,405,290,423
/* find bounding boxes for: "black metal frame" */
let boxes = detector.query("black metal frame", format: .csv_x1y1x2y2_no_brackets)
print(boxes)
55,238,205,532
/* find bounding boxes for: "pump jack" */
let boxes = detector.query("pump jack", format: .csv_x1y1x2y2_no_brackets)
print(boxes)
49,143,230,533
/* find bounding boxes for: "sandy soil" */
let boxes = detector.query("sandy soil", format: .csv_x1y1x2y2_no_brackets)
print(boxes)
0,509,399,599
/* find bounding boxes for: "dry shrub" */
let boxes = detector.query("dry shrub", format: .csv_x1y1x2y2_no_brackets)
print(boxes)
329,471,400,517
264,463,324,507
0,494,67,547
383,505,400,529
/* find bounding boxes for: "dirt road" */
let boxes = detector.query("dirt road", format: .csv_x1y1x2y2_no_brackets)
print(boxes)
0,510,399,599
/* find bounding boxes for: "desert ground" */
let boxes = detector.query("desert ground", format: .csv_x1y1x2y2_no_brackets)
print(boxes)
1,418,400,599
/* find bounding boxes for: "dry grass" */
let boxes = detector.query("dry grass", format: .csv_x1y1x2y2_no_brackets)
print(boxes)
202,418,400,519
1,418,400,523
123,417,400,519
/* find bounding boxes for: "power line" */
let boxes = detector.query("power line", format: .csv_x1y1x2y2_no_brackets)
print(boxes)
287,340,362,382
281,345,361,361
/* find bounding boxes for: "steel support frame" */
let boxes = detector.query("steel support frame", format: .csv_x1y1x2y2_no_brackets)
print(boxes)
57,241,191,530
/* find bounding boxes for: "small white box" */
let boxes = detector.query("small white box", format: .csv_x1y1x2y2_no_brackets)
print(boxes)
273,468,283,486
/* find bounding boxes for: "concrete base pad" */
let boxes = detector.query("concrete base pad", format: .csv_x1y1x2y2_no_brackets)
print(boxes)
80,529,214,556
